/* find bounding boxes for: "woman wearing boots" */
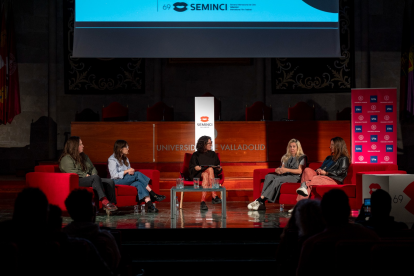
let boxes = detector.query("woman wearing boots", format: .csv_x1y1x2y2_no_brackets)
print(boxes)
108,140,165,213
189,136,223,211
248,139,307,211
59,136,118,213
296,137,350,201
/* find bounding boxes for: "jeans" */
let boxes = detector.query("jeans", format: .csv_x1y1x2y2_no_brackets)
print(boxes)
114,172,150,201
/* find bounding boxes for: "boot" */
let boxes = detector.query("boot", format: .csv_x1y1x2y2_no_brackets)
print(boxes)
145,201,159,213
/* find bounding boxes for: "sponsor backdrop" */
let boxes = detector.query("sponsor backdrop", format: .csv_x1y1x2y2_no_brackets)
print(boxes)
362,174,414,224
351,88,397,165
195,97,215,151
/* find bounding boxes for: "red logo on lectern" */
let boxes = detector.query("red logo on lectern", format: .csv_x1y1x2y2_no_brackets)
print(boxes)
384,115,390,120
384,156,390,161
371,144,377,150
200,116,209,122
384,95,390,101
369,183,382,195
384,135,390,141
403,181,414,215
371,105,377,110
358,115,364,121
358,156,364,161
358,135,364,141
358,96,364,101
371,125,377,130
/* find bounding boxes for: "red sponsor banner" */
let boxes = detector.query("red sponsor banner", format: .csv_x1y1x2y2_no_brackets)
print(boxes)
351,88,397,164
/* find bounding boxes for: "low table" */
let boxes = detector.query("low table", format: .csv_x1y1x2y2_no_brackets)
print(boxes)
170,186,227,219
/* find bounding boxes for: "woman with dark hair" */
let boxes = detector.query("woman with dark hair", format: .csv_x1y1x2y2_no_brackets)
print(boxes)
296,137,350,200
189,136,222,210
59,136,117,213
108,140,165,213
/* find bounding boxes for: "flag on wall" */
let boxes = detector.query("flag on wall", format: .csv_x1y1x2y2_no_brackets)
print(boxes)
0,4,20,125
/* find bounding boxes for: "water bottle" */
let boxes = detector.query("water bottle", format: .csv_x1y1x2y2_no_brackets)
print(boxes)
280,204,284,212
176,196,179,209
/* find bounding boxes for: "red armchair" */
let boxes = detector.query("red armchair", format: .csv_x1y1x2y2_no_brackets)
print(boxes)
288,102,315,120
179,153,224,208
28,165,160,211
245,101,272,121
146,102,174,121
253,163,404,210
102,102,128,121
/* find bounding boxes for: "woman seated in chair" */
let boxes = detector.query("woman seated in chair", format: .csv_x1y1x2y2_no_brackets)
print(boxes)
189,136,223,211
59,136,118,213
296,137,350,201
108,140,165,213
248,138,307,211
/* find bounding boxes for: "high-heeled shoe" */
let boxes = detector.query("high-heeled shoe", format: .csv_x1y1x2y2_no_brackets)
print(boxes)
103,202,118,215
145,201,159,213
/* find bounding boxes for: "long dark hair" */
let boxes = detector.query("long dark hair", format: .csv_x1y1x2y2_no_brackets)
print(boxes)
58,136,87,171
331,137,351,162
113,140,129,167
196,136,211,153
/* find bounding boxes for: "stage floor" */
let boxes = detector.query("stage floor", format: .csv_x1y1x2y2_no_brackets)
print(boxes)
0,199,294,229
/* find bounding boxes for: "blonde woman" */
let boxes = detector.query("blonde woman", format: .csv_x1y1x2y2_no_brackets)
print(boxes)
248,139,307,210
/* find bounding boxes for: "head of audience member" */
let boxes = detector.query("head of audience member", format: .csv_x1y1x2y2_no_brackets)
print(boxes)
330,137,350,161
281,138,305,164
295,199,325,237
370,189,392,219
321,189,350,227
58,136,87,171
13,187,49,226
196,135,212,153
47,204,63,233
65,189,95,223
280,200,307,239
113,139,130,167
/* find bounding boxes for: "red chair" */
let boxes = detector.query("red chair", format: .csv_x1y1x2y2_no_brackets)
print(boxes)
146,101,174,121
102,102,128,121
288,102,315,120
179,153,224,208
245,101,272,121
28,165,160,211
201,92,222,121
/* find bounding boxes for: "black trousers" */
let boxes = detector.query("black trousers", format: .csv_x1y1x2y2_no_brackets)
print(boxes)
78,175,117,204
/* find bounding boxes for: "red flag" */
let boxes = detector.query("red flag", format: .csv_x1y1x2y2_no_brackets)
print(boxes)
6,5,20,124
0,7,7,124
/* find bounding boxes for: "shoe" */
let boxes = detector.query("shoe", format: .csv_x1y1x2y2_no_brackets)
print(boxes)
200,201,208,210
103,202,118,211
145,201,159,213
247,199,260,210
151,193,166,202
212,196,222,204
296,182,309,197
253,201,266,211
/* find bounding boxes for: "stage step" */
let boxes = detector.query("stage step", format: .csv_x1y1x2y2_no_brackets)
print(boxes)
159,177,254,202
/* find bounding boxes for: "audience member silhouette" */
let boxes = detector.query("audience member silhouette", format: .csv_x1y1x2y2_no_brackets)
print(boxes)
276,199,325,276
63,189,121,271
296,189,379,276
356,189,408,236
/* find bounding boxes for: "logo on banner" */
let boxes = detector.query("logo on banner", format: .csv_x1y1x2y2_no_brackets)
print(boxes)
370,115,377,122
384,95,390,101
173,2,188,12
370,96,377,102
384,156,390,161
370,156,378,163
355,145,362,152
386,125,393,132
358,96,364,101
358,156,364,161
384,135,390,141
384,115,390,120
403,181,414,215
371,105,377,111
371,125,377,131
200,116,209,122
369,183,382,195
358,115,364,121
358,135,364,141
371,144,377,150
355,106,362,113
386,105,393,112
386,145,393,152
370,135,378,142
355,126,362,132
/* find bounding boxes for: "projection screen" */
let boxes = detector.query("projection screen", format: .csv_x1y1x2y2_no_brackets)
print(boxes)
73,0,340,58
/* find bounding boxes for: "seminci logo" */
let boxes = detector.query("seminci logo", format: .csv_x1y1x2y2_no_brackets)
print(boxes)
173,2,188,12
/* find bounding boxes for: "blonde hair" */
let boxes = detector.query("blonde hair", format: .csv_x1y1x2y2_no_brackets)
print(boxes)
281,138,305,164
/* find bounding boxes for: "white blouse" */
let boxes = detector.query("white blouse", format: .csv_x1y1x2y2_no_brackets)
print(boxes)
108,153,131,179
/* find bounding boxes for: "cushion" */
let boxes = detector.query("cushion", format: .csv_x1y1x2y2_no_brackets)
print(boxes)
280,183,301,194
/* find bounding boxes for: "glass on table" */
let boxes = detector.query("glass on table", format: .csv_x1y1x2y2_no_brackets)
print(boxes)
193,178,200,189
213,178,220,189
176,178,184,189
